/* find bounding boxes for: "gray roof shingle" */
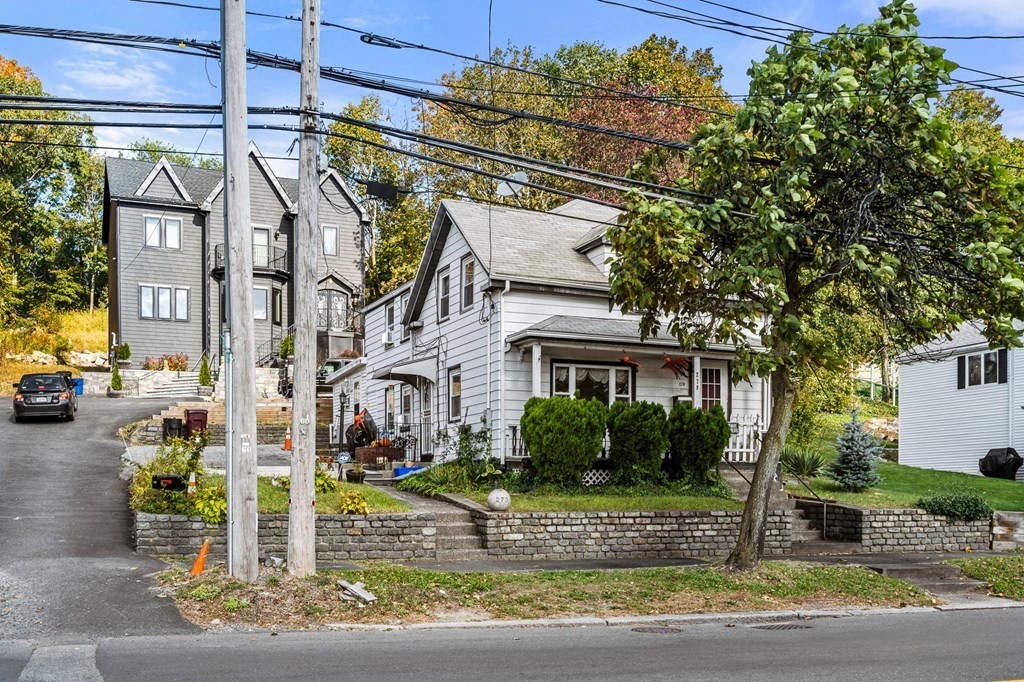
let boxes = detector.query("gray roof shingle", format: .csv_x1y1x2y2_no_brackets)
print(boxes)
899,321,1013,362
442,200,619,288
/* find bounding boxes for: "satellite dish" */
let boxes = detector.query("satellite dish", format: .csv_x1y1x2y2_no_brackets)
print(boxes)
496,171,528,197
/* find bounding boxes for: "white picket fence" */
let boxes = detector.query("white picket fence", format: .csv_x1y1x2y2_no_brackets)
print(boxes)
724,413,764,463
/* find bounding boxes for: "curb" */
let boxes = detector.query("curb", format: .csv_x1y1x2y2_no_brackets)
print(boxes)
319,600,1024,633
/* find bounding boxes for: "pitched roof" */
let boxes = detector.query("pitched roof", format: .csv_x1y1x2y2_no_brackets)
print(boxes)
899,321,1011,363
105,156,226,206
443,200,615,288
505,315,757,353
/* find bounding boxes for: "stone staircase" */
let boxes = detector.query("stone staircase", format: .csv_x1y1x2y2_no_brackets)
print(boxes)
434,509,489,561
143,372,201,398
789,507,863,555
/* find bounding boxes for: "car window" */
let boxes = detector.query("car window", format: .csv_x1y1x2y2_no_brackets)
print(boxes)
20,376,64,391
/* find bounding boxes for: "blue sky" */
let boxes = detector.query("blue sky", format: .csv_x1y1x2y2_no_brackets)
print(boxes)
3,0,1022,176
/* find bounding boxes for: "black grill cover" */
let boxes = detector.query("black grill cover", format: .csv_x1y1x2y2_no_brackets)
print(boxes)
979,448,1023,480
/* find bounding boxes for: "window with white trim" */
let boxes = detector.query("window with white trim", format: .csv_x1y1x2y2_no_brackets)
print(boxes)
958,350,1006,389
448,366,462,421
384,299,397,346
437,267,451,321
401,385,412,425
384,385,395,430
400,292,411,342
461,256,475,312
253,287,269,321
552,363,632,405
322,225,338,256
701,367,723,409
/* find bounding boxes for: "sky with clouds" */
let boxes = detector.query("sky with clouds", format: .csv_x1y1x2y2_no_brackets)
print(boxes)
2,0,1022,177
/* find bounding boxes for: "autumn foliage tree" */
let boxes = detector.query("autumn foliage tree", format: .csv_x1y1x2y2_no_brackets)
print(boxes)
607,1,1024,569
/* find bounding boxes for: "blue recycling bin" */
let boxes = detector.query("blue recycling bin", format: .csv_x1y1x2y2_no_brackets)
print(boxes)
71,377,84,396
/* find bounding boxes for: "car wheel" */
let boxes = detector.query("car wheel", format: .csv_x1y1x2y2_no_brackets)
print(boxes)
14,416,24,423
66,412,75,422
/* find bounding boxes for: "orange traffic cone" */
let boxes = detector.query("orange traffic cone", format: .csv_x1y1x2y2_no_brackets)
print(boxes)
282,426,292,451
189,538,210,577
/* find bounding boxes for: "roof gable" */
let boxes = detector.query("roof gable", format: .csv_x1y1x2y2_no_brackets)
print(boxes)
135,157,193,202
248,141,294,210
293,169,369,223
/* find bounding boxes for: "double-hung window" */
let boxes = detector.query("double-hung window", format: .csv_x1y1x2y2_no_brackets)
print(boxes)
958,350,1007,389
384,385,395,430
253,287,269,321
461,256,475,312
144,216,182,249
448,366,462,421
400,292,411,342
437,267,451,321
384,299,398,345
322,225,338,256
139,284,188,321
552,363,632,405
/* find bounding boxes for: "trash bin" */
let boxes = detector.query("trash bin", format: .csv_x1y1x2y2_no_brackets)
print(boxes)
71,377,84,396
184,409,209,438
162,417,185,441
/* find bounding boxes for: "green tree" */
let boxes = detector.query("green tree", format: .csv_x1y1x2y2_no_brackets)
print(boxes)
935,86,1024,174
607,1,1024,569
127,137,223,170
825,410,883,492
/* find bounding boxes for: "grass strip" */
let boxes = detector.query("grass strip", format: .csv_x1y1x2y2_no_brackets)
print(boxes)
948,555,1024,600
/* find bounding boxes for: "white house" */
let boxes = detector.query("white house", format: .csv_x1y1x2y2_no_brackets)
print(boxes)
332,198,771,463
899,322,1024,480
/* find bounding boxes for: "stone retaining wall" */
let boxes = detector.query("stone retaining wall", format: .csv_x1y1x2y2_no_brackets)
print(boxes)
134,512,437,562
470,509,792,560
795,501,992,552
993,511,1024,550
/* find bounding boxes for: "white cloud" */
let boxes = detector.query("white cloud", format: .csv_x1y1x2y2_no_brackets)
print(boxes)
911,0,1024,27
56,46,184,100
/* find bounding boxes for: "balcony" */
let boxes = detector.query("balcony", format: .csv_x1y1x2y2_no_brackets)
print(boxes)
212,243,289,277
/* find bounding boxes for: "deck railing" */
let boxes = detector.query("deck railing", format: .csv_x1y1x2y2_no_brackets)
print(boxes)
352,421,433,465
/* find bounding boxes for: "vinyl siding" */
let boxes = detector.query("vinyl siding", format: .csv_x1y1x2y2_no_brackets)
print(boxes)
115,202,205,363
899,354,1010,474
142,168,185,201
317,176,362,288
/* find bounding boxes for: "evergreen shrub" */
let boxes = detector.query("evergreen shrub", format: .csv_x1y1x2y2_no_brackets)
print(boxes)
917,489,993,522
606,401,668,485
825,409,883,491
520,395,606,487
666,402,731,485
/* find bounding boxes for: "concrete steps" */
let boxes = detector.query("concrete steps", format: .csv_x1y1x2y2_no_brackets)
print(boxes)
866,563,988,596
791,540,864,555
434,510,487,559
719,464,790,508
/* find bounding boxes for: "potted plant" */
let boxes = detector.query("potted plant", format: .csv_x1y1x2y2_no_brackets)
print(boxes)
478,461,511,511
116,343,132,369
107,362,127,398
197,355,213,397
346,461,366,484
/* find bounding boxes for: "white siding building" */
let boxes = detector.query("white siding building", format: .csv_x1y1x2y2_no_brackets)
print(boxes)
899,323,1023,479
335,199,770,463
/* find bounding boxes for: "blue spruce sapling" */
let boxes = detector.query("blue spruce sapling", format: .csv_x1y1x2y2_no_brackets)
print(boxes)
825,409,883,492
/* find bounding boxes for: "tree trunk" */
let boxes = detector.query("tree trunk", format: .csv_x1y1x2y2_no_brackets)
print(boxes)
725,363,797,571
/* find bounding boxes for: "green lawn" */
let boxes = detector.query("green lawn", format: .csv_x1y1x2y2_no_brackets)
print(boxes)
789,409,1024,511
948,555,1024,600
197,476,410,515
165,561,931,627
464,490,743,512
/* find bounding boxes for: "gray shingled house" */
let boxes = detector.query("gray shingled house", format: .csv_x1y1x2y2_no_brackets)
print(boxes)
102,143,368,369
331,199,770,463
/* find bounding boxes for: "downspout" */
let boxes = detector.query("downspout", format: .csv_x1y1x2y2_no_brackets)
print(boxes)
496,279,510,463
200,204,211,357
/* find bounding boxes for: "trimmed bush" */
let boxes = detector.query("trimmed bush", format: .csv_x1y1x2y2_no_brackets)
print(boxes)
666,402,731,485
918,489,993,522
117,343,131,360
521,396,606,487
110,362,123,391
606,401,668,485
825,409,882,492
198,355,212,386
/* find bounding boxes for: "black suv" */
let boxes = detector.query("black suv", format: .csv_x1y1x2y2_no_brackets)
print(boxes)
12,372,79,422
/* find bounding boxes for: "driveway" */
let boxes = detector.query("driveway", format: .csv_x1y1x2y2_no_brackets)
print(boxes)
0,397,197,640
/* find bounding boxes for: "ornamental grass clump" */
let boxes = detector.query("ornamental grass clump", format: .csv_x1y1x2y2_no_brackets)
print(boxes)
520,395,606,487
825,410,882,492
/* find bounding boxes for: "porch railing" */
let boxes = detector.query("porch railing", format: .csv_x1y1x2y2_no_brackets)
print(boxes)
507,412,764,463
352,421,433,465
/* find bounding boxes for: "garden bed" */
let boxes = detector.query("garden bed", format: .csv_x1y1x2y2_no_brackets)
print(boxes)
158,562,933,630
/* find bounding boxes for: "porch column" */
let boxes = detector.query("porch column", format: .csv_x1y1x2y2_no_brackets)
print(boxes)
531,343,543,397
692,355,702,407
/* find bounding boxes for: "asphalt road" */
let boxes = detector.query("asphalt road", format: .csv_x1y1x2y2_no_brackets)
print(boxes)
0,396,197,640
1,608,1023,681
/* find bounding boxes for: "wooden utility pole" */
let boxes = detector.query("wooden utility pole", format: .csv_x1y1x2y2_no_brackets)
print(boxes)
222,0,259,581
288,0,320,577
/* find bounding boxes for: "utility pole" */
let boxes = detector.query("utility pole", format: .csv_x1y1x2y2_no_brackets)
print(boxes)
222,0,259,582
288,0,320,577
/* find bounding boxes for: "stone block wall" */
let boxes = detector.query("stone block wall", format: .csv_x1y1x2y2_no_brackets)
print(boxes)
993,511,1024,550
135,512,436,562
471,509,791,560
795,500,992,552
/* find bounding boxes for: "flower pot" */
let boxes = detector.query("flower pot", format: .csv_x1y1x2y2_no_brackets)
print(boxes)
487,488,511,511
346,470,366,484
197,385,213,397
107,388,127,398
116,359,132,370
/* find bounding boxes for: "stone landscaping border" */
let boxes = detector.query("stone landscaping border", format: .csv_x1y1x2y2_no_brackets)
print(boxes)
468,508,792,560
795,500,993,552
134,512,437,562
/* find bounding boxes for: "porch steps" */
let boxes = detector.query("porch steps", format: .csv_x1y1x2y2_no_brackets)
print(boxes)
435,510,489,561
